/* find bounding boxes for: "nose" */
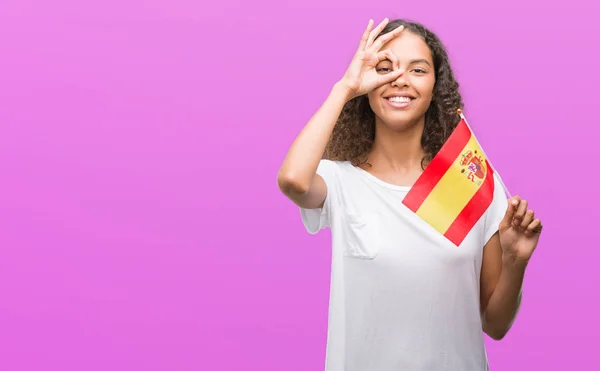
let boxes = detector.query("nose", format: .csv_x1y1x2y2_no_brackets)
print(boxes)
391,69,409,87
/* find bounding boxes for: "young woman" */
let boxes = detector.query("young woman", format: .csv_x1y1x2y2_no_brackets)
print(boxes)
277,18,543,371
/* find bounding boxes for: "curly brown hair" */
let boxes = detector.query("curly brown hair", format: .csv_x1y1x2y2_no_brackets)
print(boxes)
325,19,464,169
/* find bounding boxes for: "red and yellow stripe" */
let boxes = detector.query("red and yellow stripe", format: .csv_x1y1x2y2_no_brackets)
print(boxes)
402,117,495,246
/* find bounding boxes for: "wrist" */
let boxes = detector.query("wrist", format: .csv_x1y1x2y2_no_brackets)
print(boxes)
333,81,356,102
502,253,528,273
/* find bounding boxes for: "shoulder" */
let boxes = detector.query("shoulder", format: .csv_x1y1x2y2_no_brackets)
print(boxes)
299,160,352,234
315,159,353,181
317,158,351,170
483,170,510,243
490,171,510,211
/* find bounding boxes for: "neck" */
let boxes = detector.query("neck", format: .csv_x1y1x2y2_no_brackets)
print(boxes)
365,118,426,172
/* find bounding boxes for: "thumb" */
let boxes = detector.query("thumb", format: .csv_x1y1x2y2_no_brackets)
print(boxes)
501,195,520,228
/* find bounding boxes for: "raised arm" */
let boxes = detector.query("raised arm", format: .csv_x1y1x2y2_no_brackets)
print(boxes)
276,83,351,209
480,196,543,340
277,18,406,209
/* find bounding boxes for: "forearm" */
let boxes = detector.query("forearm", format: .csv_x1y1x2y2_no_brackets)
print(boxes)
482,256,527,340
277,82,351,194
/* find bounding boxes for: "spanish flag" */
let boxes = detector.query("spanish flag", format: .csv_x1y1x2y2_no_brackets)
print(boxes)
402,110,508,246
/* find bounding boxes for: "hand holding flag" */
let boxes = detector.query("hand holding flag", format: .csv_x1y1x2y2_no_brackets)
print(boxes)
498,195,543,266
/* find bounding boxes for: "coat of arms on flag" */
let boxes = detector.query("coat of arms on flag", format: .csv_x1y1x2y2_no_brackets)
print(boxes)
402,109,510,246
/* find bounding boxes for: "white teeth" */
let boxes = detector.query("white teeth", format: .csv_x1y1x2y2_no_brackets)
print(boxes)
388,96,412,103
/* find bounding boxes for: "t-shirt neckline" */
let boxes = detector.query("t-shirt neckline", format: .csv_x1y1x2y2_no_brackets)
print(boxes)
350,163,413,192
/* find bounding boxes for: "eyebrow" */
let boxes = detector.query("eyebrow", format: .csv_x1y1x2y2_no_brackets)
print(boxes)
409,59,432,66
379,58,432,66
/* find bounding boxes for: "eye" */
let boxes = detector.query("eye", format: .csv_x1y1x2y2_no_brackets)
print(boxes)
376,67,393,73
412,68,426,74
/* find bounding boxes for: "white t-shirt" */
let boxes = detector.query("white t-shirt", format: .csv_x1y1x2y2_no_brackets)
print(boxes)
300,159,508,371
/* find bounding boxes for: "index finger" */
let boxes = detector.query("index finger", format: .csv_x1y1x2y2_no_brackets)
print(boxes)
377,49,399,70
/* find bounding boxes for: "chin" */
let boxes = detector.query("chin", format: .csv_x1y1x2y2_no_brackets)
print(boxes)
378,118,422,132
375,109,427,132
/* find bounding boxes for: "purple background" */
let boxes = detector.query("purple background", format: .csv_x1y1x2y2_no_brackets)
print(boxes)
1,0,598,370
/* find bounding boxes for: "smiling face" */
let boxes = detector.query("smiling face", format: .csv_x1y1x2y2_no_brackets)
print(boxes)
367,30,436,131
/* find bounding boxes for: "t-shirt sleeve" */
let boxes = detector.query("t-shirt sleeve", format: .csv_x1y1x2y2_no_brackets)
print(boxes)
483,171,510,244
299,159,339,234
